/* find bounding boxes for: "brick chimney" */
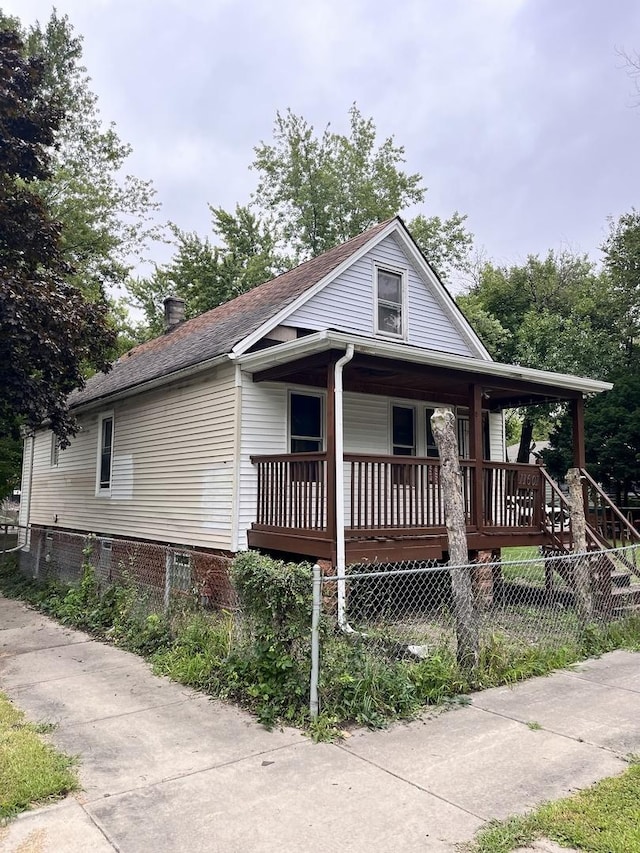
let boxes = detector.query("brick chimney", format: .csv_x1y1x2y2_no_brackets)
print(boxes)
163,296,185,331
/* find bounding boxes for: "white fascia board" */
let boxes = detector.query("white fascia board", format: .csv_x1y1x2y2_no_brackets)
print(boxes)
233,331,330,371
235,330,612,396
231,220,401,357
391,227,492,361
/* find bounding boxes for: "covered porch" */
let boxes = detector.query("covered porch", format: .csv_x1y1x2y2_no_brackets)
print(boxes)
236,331,611,564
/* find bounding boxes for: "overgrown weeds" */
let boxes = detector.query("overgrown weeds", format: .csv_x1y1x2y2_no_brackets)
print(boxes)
2,550,640,736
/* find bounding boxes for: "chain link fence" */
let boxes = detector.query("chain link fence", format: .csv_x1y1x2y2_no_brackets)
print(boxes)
312,544,640,714
3,525,640,725
1,525,237,614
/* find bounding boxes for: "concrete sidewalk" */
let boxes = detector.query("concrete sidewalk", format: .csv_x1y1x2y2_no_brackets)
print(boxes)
1,595,639,853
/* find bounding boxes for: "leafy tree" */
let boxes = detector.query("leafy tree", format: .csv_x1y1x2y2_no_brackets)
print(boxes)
460,251,617,462
129,206,278,337
1,10,160,299
409,212,474,283
0,28,115,458
0,432,22,500
601,209,640,360
544,364,640,504
132,105,474,331
544,212,640,496
252,105,425,259
252,104,472,277
455,292,512,360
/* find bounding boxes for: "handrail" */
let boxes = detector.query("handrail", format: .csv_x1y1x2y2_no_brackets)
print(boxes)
250,451,327,464
539,468,572,548
540,467,640,580
580,467,640,541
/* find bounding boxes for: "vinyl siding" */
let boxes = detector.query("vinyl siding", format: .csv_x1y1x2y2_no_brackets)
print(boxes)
489,412,505,462
18,435,34,549
237,385,505,546
284,234,474,357
28,365,237,550
237,377,288,550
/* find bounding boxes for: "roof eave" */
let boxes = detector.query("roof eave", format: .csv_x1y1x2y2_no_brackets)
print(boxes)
69,354,231,413
234,331,613,396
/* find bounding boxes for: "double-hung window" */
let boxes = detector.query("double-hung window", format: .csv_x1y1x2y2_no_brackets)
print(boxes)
392,405,415,485
289,392,323,482
375,266,405,338
96,413,114,495
392,405,415,456
290,393,323,453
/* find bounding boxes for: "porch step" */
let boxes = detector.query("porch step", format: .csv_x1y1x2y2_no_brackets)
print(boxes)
611,570,632,588
607,587,640,613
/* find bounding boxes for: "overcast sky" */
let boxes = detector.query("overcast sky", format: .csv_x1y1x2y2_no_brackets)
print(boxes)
7,0,640,281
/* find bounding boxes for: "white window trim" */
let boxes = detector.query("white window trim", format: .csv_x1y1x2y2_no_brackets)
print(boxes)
388,401,477,459
373,262,408,341
389,402,416,456
95,411,115,497
50,433,60,467
287,389,326,453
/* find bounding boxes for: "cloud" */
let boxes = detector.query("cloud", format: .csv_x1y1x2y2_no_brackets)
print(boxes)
6,0,640,271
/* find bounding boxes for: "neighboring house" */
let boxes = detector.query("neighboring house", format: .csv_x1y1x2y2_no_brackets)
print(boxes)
19,217,625,599
506,441,550,465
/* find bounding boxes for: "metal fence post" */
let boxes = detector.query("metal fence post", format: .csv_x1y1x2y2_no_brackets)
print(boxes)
164,549,172,615
309,563,321,719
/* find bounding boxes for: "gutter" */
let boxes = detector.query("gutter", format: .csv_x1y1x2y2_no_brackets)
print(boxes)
334,344,355,631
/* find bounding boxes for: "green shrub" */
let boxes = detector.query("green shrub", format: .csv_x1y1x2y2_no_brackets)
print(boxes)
229,552,314,726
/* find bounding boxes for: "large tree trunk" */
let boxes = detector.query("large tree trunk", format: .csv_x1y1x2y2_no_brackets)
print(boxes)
431,408,479,674
517,415,535,464
567,467,593,628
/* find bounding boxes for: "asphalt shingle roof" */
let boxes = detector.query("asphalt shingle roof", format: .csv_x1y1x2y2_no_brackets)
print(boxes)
70,218,395,408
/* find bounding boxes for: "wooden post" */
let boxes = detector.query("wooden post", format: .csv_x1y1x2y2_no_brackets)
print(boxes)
571,397,586,469
431,408,479,674
567,467,593,627
468,383,484,532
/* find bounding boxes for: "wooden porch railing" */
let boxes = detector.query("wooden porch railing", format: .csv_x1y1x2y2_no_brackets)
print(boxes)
345,454,472,529
481,461,543,529
252,452,328,530
251,453,546,535
581,468,640,549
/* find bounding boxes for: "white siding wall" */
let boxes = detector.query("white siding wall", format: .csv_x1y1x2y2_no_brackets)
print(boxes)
237,384,506,547
28,365,237,550
18,435,34,549
489,412,506,462
285,234,474,357
237,377,287,549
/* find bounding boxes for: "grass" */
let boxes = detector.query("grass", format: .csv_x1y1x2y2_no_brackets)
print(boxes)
0,692,78,821
470,762,640,852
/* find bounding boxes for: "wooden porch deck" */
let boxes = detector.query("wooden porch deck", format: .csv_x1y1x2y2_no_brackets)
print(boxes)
248,453,571,563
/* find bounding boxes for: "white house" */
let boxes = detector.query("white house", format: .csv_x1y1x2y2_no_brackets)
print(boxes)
19,217,616,601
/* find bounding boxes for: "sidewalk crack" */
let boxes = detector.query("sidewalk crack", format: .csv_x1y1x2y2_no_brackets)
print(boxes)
334,743,488,822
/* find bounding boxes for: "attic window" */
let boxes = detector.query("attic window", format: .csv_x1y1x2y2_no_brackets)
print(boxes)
375,266,406,338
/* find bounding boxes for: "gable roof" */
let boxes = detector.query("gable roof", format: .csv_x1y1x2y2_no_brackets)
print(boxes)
70,217,484,408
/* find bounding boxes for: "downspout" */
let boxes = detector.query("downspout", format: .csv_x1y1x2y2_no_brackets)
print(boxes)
334,344,355,630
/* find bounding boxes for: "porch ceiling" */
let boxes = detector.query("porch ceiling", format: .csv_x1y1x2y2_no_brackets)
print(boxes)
250,348,588,410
